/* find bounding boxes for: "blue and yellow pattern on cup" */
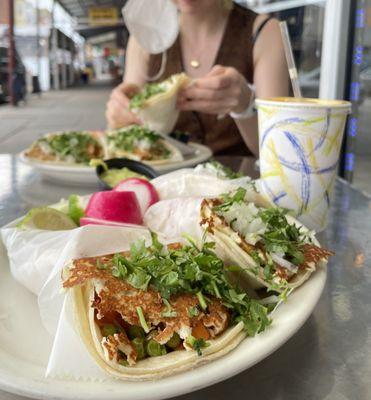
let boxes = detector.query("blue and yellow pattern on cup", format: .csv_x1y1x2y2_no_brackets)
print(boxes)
256,97,351,232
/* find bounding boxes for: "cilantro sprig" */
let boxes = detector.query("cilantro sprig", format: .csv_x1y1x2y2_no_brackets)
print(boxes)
258,208,306,265
212,187,247,213
107,234,270,336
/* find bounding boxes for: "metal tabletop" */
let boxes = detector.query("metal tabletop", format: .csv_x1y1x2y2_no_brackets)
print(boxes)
0,154,370,400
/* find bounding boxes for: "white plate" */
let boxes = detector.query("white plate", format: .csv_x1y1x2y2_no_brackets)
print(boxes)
18,143,213,186
0,238,326,400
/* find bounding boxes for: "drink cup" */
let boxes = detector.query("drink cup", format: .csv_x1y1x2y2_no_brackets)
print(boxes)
255,97,351,232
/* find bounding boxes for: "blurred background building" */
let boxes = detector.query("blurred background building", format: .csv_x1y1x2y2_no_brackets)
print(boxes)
0,0,370,193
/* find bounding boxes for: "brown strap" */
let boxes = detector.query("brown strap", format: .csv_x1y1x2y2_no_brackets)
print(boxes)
251,16,273,45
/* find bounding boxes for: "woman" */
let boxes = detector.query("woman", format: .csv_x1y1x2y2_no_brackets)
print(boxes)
105,0,289,156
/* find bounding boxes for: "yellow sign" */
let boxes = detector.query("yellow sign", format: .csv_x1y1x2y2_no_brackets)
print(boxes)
88,7,118,25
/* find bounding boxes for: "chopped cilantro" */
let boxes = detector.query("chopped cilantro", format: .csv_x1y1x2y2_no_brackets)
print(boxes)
130,83,166,109
186,335,210,356
108,126,171,160
40,131,101,164
136,306,150,333
188,306,200,318
212,187,247,212
258,208,305,265
102,235,271,336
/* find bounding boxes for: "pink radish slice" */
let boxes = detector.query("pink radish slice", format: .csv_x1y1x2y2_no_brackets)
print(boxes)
80,217,142,229
114,178,159,215
85,191,142,225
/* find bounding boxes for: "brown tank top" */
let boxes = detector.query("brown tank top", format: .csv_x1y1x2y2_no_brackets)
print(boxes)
148,5,258,156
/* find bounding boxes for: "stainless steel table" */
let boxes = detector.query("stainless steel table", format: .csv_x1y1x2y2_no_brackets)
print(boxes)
0,154,370,400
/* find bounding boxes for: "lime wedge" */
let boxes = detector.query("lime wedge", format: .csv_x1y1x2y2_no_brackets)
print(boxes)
17,207,77,230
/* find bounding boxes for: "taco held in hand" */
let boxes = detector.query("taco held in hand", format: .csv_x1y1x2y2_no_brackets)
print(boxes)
129,73,191,134
200,188,333,293
62,235,270,380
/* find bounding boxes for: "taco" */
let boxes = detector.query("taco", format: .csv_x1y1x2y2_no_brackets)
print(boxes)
200,188,333,293
106,125,183,165
129,73,191,134
62,236,270,380
24,130,106,165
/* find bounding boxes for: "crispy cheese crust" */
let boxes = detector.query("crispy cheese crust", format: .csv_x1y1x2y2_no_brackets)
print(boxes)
63,246,229,365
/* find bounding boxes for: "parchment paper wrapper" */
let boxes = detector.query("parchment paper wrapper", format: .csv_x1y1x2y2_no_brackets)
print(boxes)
1,220,77,295
151,168,256,200
144,197,204,243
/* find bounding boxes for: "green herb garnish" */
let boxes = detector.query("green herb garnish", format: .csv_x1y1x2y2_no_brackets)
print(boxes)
213,187,247,212
108,125,171,160
103,233,270,336
136,306,150,333
130,83,166,109
186,335,210,356
39,131,101,164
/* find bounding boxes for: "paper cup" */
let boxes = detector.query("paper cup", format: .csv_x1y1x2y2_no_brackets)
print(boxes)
256,97,351,232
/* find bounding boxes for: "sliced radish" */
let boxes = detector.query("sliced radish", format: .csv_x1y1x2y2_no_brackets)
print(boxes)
80,217,143,229
114,178,159,215
85,191,142,225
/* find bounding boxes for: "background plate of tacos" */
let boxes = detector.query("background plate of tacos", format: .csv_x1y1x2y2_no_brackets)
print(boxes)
19,128,212,185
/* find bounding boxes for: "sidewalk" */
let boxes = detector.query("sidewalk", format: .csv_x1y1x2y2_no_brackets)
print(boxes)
0,81,113,154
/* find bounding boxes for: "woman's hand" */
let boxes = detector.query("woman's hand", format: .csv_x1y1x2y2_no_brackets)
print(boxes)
105,82,143,129
177,65,252,115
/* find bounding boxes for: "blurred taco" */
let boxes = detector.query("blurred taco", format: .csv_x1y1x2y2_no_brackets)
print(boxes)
200,188,333,293
62,236,270,380
129,73,191,134
106,125,183,165
25,130,106,165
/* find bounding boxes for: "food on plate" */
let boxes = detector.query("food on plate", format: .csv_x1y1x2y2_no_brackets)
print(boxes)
67,194,85,225
17,207,77,231
101,168,147,187
85,191,142,225
129,73,191,134
114,178,159,215
62,235,269,380
24,131,106,165
200,188,333,293
195,160,244,179
107,125,183,164
91,159,148,188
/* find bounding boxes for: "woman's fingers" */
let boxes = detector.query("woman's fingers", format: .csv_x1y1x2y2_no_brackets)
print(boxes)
181,86,226,101
178,98,238,114
195,66,238,90
106,82,143,128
